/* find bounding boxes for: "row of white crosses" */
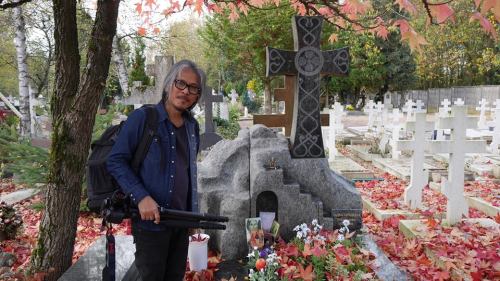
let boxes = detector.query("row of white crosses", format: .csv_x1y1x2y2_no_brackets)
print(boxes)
396,106,486,224
328,102,346,162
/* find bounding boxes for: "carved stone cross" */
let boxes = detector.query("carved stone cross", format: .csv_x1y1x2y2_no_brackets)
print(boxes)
266,16,349,158
199,86,223,150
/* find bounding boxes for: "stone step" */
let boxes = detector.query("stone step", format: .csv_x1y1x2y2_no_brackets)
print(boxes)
0,188,40,205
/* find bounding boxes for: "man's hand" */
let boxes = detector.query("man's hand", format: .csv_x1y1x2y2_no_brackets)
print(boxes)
138,196,160,224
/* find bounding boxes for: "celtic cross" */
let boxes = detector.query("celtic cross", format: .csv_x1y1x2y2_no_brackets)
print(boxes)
266,16,349,158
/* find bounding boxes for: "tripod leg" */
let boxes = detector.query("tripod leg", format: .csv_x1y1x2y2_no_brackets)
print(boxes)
121,260,142,281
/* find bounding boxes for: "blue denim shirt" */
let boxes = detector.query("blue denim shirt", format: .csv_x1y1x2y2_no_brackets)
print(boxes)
107,102,199,231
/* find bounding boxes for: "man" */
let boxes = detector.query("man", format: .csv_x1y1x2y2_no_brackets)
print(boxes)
107,60,204,281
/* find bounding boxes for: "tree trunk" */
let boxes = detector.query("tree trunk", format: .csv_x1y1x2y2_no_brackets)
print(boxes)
263,79,271,114
31,0,120,280
112,36,129,95
13,3,31,137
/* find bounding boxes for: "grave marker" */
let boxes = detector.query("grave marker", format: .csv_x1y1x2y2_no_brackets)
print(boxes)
363,100,376,129
390,109,402,159
253,76,295,136
403,99,415,121
454,98,464,106
476,98,489,129
438,99,451,118
200,86,223,150
489,107,500,154
230,89,238,105
328,102,345,162
266,16,349,158
395,113,434,209
427,106,486,224
415,100,425,113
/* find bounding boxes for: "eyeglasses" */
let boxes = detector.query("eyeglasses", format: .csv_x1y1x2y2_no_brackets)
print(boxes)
173,79,201,96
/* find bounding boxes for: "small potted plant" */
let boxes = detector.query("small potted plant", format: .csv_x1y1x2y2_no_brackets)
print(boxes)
0,201,23,241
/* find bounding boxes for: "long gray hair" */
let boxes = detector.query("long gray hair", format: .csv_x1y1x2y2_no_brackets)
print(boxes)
161,59,206,111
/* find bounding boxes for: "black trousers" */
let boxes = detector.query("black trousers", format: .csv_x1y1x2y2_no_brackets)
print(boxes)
132,227,189,281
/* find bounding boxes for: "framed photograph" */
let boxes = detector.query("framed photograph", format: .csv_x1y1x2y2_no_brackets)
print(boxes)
270,220,280,238
245,218,264,251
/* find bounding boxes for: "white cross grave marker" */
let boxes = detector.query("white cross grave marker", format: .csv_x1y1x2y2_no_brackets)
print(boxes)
375,101,384,131
427,106,486,224
439,99,452,118
454,98,465,106
230,89,238,105
396,113,434,208
476,98,489,129
364,100,376,129
390,109,402,159
415,100,425,113
403,99,415,121
489,107,500,154
328,102,345,162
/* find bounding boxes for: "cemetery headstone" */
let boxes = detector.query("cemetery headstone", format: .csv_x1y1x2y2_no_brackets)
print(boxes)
454,98,464,106
328,102,345,162
427,106,486,224
230,89,238,105
266,16,349,158
253,76,295,136
390,109,402,159
199,86,223,150
395,113,434,209
121,55,174,105
489,107,500,154
476,98,489,129
438,99,451,118
220,98,230,121
415,100,425,113
403,99,415,121
198,125,362,259
363,100,376,129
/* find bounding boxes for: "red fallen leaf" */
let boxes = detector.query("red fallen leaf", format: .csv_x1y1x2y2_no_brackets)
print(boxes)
471,271,483,281
416,255,432,266
137,27,147,36
297,264,315,281
311,245,328,257
428,4,455,24
285,244,299,257
382,216,401,229
425,217,439,229
494,213,500,224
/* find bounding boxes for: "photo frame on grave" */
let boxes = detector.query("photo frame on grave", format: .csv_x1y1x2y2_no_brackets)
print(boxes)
245,218,264,251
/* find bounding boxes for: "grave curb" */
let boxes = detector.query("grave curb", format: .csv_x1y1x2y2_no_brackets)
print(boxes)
347,145,382,162
362,197,417,221
465,196,500,217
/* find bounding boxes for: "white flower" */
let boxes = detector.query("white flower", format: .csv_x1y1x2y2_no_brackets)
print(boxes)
337,234,345,242
247,251,255,258
312,219,318,226
253,246,258,250
339,227,345,233
297,231,303,239
342,219,350,227
293,225,300,232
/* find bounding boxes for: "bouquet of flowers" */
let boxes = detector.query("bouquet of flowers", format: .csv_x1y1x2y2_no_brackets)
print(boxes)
247,219,377,281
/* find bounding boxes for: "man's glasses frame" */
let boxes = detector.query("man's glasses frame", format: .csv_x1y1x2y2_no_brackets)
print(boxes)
173,79,201,96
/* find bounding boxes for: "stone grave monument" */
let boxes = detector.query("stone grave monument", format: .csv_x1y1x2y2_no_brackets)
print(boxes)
454,98,465,106
199,86,223,150
121,55,174,106
489,106,500,154
439,99,451,117
198,16,361,260
327,102,345,162
390,109,402,160
363,99,376,129
265,16,349,157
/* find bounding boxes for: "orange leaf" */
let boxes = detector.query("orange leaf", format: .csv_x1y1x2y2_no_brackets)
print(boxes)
328,33,338,43
311,245,328,257
302,243,312,257
153,27,160,35
298,264,315,281
494,213,500,224
137,27,147,36
194,0,204,15
416,255,432,266
145,0,155,7
249,0,265,8
425,217,439,228
429,4,455,24
376,25,389,40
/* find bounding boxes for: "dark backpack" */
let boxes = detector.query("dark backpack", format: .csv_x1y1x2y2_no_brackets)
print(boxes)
86,105,159,213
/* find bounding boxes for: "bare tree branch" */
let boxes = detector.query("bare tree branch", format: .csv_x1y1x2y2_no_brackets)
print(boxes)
0,0,33,10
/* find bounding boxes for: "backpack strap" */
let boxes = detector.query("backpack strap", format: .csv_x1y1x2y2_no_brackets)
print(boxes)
130,105,159,174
